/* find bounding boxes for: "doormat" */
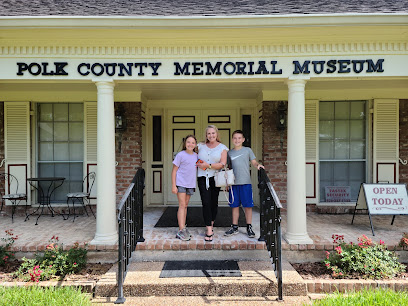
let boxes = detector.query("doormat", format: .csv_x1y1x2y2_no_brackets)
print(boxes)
159,260,242,278
154,206,246,227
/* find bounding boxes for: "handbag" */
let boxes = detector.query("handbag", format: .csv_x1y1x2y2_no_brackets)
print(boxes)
214,165,235,187
214,165,235,204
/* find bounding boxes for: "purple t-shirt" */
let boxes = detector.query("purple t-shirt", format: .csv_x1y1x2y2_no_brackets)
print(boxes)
173,150,198,188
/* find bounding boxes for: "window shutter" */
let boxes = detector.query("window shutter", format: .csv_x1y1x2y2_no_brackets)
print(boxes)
305,100,318,201
84,102,97,163
373,99,399,183
84,102,97,200
4,102,30,204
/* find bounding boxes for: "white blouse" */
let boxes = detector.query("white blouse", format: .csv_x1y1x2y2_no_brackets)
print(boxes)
197,142,229,188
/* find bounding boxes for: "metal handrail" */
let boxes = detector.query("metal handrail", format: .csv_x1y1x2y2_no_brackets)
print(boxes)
115,168,145,304
258,168,283,301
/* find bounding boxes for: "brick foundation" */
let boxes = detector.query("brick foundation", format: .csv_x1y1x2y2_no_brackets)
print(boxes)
262,101,287,206
400,99,408,185
115,102,143,201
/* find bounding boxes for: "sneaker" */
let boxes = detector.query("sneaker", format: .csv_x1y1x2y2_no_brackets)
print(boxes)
176,228,190,241
224,225,239,236
247,224,256,238
185,225,192,237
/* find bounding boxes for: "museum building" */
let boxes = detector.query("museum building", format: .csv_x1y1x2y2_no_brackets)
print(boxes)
0,1,407,245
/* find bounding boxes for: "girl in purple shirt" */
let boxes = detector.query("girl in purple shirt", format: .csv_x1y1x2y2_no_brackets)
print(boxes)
172,135,198,241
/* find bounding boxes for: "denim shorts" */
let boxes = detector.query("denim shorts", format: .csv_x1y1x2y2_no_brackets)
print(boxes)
177,186,195,195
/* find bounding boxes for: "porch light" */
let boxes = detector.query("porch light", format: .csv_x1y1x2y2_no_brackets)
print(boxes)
277,102,287,131
115,104,127,132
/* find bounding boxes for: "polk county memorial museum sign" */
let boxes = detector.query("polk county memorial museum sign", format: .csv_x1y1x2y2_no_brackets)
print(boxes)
13,58,386,79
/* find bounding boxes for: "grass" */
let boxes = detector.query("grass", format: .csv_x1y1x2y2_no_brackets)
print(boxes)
0,285,92,306
313,288,408,305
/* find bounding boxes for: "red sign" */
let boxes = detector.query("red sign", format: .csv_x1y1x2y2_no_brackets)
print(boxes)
325,186,351,202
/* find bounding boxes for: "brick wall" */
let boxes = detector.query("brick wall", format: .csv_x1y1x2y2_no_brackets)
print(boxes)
262,101,287,206
400,99,408,185
115,102,143,200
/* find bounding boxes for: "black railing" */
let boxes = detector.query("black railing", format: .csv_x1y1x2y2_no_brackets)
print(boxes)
258,168,283,301
115,168,145,304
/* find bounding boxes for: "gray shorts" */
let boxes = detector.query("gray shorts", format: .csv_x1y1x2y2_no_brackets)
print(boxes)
177,186,195,195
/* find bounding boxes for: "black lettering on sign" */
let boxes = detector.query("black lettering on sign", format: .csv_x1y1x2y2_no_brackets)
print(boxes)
205,62,222,75
270,61,282,74
78,63,90,76
174,62,191,75
293,61,310,74
366,59,384,73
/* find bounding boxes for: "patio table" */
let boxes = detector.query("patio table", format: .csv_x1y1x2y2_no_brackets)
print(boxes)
25,177,65,225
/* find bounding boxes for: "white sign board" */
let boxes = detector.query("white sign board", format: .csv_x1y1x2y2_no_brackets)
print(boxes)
356,183,408,215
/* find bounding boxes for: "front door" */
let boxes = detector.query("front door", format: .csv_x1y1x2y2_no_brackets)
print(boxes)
166,108,237,205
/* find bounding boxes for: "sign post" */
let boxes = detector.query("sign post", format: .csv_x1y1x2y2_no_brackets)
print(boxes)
351,183,408,236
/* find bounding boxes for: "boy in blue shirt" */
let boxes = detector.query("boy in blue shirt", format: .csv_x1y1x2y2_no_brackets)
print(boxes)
224,130,264,238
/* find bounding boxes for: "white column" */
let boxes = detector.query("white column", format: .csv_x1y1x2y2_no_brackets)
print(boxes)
91,81,117,245
284,78,313,244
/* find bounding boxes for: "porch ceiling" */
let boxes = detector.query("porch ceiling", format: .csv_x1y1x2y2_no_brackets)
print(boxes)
117,81,286,100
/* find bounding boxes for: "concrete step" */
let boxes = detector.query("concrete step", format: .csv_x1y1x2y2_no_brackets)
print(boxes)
95,253,306,297
92,295,312,305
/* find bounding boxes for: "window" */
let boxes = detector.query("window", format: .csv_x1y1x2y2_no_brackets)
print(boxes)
152,116,162,162
319,101,366,202
242,114,251,147
38,103,84,202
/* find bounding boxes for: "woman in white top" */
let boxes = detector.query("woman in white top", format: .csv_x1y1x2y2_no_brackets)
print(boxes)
197,125,228,242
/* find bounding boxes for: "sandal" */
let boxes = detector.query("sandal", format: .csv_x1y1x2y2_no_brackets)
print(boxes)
204,233,214,242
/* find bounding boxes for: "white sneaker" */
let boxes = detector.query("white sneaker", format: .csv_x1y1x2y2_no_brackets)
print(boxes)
176,228,190,241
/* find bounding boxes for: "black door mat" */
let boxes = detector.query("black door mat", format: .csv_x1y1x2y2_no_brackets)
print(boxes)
159,260,242,278
154,206,246,227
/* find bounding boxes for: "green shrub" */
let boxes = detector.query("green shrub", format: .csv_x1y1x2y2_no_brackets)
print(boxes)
0,229,18,266
0,285,91,306
312,288,408,305
324,234,404,279
14,236,87,282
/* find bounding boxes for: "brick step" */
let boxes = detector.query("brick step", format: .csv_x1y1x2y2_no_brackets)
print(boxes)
135,239,267,251
94,259,306,297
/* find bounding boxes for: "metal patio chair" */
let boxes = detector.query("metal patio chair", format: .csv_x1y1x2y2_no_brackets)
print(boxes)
66,172,96,221
0,173,27,222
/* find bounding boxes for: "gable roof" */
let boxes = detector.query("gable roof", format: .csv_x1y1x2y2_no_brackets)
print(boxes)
1,0,407,17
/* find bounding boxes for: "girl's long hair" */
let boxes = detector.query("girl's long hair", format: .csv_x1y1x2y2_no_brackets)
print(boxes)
182,135,197,151
204,125,221,143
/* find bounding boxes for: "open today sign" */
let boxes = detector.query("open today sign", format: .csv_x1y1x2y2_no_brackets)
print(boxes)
356,184,408,215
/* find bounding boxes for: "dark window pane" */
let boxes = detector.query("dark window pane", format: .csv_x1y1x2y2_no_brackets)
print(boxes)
153,116,162,162
242,115,251,147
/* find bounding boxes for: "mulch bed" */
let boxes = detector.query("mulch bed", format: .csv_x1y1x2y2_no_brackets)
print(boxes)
0,260,113,283
292,262,408,280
